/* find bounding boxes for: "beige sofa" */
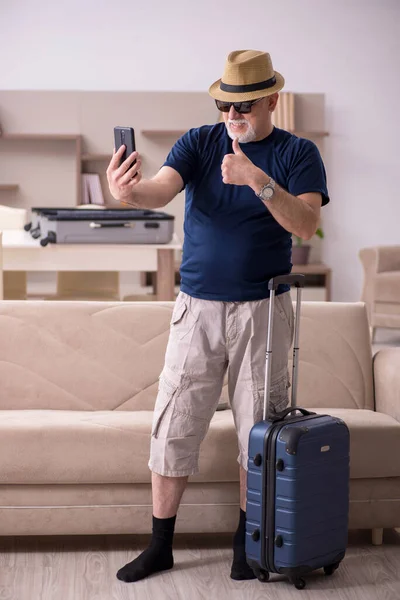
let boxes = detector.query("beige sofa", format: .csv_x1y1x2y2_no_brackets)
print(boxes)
359,245,400,338
0,299,399,544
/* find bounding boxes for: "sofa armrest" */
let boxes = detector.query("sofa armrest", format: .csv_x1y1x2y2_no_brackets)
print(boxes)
374,348,400,422
377,246,400,273
360,246,400,274
359,248,379,321
359,247,378,275
376,246,400,273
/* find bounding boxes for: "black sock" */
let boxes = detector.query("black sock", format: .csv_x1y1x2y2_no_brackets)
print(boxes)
116,515,176,583
230,508,256,580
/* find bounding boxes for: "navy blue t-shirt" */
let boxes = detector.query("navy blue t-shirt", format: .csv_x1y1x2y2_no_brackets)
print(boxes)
164,123,329,301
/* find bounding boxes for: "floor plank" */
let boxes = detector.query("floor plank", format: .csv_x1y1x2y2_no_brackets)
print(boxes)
0,530,399,600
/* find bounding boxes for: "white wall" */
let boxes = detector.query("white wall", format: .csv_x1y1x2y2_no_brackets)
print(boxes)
1,0,399,301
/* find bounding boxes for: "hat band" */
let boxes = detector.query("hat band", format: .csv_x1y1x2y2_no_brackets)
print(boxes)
220,75,276,93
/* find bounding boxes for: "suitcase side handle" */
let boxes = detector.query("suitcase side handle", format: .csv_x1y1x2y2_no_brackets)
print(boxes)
271,407,316,423
89,222,135,229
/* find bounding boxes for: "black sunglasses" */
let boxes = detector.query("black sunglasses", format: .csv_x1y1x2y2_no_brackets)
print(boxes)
215,98,262,114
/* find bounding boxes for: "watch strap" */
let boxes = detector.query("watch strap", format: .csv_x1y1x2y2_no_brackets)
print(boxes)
257,177,276,199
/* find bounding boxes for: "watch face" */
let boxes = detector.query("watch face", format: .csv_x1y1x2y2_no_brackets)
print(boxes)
262,186,274,200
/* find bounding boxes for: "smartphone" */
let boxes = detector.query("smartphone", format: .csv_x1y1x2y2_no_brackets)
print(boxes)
114,126,136,169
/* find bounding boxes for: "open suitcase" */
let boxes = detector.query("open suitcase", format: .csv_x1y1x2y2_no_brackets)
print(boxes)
24,207,174,246
246,274,350,590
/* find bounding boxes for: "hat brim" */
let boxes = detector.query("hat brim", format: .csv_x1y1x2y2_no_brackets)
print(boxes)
208,71,285,102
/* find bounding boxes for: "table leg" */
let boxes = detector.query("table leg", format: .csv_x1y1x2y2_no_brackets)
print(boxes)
325,269,332,301
156,249,175,301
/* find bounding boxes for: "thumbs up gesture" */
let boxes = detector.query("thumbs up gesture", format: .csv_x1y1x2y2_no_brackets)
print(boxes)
221,138,257,186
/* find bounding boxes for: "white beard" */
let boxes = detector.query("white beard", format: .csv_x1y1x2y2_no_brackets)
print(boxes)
225,119,257,143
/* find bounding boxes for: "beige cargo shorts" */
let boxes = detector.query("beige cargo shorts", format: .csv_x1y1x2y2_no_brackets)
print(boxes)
148,290,294,477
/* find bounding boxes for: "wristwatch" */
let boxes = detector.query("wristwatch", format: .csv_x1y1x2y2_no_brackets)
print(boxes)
257,177,276,202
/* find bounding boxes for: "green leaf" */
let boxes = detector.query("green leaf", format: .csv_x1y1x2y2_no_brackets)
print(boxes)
293,227,324,246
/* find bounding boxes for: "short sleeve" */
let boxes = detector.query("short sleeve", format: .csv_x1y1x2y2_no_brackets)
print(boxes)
163,128,199,189
287,140,329,206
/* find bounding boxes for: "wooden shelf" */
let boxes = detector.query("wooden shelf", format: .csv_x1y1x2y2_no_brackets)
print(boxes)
291,263,332,300
0,133,80,141
0,92,328,215
0,133,82,206
291,263,331,275
0,184,19,191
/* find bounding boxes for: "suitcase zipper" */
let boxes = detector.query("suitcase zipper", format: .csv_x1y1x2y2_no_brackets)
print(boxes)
263,421,283,573
262,414,325,573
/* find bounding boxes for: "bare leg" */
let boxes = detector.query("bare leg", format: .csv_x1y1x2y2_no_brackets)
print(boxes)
239,466,247,512
152,472,189,518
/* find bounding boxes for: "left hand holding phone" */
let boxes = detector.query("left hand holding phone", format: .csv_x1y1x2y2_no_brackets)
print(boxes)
106,146,142,203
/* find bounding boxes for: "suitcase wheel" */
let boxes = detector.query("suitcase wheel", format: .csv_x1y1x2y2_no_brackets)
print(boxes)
40,232,56,246
324,562,340,576
291,577,306,590
253,567,269,583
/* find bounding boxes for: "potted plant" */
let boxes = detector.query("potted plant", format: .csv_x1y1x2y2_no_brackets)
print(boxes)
292,227,324,265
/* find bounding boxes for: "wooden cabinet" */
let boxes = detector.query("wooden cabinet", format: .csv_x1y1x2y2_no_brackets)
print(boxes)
290,263,332,301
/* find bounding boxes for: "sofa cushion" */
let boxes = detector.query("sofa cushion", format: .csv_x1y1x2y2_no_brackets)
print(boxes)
308,408,400,479
1,407,399,485
295,303,374,411
0,302,173,412
0,409,239,485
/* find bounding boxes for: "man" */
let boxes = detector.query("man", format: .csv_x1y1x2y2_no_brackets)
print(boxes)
107,49,329,583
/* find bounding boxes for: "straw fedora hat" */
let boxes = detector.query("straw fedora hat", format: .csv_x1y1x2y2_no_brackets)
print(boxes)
209,50,284,102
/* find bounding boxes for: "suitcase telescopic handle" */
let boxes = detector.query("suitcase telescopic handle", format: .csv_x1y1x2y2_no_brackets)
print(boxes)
268,274,305,290
263,274,305,421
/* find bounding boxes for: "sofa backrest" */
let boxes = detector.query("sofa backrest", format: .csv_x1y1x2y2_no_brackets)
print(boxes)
0,300,374,412
295,302,374,410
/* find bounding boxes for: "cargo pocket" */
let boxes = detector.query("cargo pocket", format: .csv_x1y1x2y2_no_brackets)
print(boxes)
251,372,290,420
275,293,293,331
151,373,178,439
170,298,199,341
270,372,291,415
171,299,187,326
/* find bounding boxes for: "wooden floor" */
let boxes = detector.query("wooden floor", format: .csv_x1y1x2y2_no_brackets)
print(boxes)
0,529,399,600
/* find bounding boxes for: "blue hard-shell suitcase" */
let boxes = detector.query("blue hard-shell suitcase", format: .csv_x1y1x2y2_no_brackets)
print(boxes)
246,274,350,590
